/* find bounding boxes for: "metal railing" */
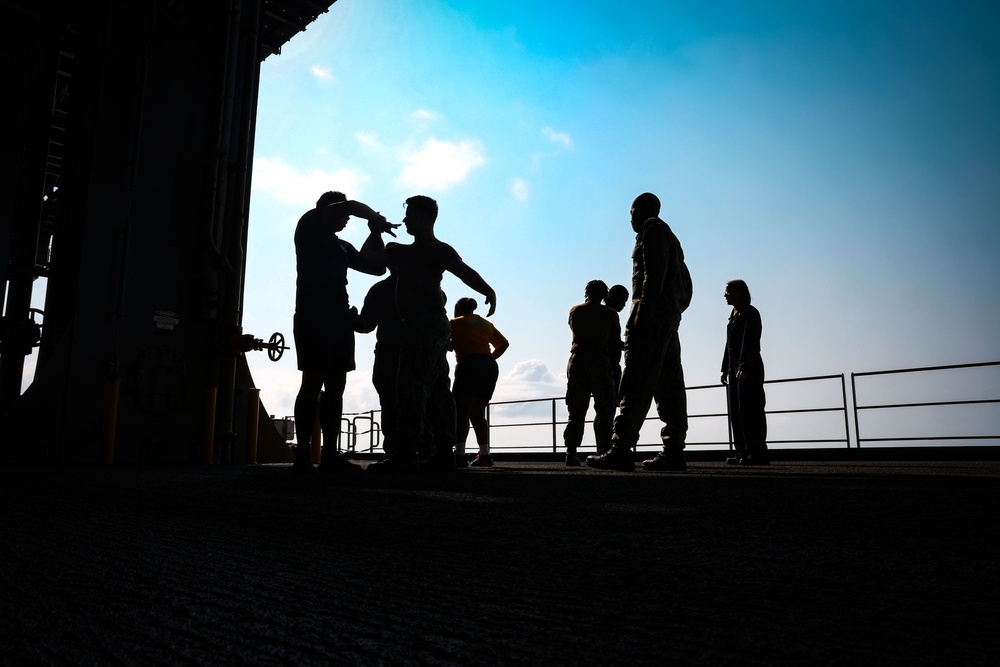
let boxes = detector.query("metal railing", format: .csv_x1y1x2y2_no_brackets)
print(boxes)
336,372,852,454
326,361,999,455
485,373,850,453
851,361,1000,447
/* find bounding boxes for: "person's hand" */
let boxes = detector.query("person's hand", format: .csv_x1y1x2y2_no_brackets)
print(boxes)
368,214,399,237
721,373,728,386
736,369,747,380
485,292,497,317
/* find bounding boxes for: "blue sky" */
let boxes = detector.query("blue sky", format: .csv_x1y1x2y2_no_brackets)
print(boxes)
243,0,1000,426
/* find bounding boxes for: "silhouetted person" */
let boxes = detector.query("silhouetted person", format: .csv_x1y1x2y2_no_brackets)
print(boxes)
450,297,509,467
368,195,498,474
603,283,629,403
354,271,402,456
587,192,692,472
292,191,396,473
563,280,621,466
722,279,769,465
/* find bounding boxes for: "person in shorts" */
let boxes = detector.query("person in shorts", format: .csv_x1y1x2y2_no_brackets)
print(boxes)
450,297,509,467
292,191,396,473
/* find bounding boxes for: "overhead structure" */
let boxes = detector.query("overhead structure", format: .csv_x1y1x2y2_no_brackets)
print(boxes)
0,0,337,463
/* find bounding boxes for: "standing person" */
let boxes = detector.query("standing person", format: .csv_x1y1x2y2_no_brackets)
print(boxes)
368,195,498,474
563,280,621,466
587,192,693,472
603,283,629,404
354,270,402,457
292,191,397,473
450,297,509,467
721,279,769,465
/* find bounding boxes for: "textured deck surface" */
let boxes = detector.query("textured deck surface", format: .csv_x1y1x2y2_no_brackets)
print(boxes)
2,460,999,666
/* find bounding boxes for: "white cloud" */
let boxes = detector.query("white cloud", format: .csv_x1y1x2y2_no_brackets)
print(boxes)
541,126,573,149
355,131,382,149
310,64,335,82
410,109,440,123
495,360,562,396
253,157,365,207
399,138,486,191
511,178,529,202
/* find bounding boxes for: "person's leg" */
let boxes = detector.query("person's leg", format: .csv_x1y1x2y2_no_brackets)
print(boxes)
590,323,665,471
371,314,450,473
653,330,687,447
319,372,345,450
642,328,688,472
563,356,590,458
454,395,472,454
372,352,399,455
469,397,491,453
727,379,746,463
294,370,323,470
422,332,457,470
317,372,361,471
738,377,769,464
590,356,615,454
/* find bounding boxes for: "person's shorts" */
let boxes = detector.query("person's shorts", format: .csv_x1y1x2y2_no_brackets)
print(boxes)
452,354,499,400
293,310,356,374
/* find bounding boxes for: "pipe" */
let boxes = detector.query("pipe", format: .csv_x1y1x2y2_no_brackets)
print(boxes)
203,385,218,464
245,387,259,464
102,376,121,464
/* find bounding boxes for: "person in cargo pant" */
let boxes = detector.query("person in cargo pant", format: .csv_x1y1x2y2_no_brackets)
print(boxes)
721,278,769,465
563,279,621,466
368,195,498,474
587,192,693,473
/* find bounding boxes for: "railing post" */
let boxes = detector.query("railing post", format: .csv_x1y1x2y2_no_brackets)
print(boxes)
551,398,558,453
850,373,861,449
839,374,851,448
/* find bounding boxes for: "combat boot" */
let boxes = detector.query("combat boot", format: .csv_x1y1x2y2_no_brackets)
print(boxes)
367,452,420,475
421,448,458,472
585,446,635,472
641,445,687,472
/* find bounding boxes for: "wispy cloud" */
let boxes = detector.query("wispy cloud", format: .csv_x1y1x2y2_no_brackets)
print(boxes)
310,64,335,82
399,138,486,191
410,109,441,124
511,178,529,202
253,156,365,206
541,126,573,150
355,131,383,150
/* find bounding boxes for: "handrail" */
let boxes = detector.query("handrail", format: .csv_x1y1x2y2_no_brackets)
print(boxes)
336,362,999,455
851,361,1000,448
343,372,851,453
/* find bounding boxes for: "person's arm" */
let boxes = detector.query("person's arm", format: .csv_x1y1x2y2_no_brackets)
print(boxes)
610,312,623,353
447,258,497,316
324,200,398,276
352,230,390,276
722,318,731,385
491,327,510,359
634,223,667,328
736,307,763,380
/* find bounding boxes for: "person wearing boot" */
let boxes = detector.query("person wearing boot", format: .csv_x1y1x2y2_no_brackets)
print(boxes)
563,280,621,466
722,279,769,465
291,191,397,473
587,192,693,472
368,195,498,474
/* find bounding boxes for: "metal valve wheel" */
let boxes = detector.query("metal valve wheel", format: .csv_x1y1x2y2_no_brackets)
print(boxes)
267,332,287,362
